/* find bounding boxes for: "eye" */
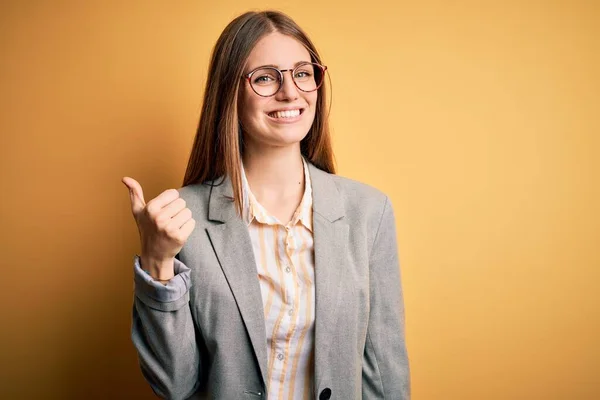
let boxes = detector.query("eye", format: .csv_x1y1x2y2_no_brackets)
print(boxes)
294,68,314,80
252,70,279,85
254,75,272,84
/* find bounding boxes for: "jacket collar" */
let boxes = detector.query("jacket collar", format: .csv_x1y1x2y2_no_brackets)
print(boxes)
208,160,344,224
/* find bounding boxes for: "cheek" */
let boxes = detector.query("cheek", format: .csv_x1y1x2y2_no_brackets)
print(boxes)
305,94,318,119
239,94,265,126
306,92,318,111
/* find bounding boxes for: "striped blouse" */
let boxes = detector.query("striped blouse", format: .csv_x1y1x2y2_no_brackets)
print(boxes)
240,158,316,400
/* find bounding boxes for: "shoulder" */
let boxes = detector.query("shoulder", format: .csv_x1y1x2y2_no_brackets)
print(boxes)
176,180,221,221
327,173,389,215
310,166,393,241
178,181,212,201
323,172,399,257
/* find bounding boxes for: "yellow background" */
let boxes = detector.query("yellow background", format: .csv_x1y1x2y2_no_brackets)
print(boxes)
1,1,598,399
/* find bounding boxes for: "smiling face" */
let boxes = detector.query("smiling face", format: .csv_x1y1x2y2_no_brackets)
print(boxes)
238,32,318,151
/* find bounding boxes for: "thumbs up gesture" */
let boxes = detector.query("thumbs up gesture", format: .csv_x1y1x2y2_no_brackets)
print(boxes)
122,177,196,280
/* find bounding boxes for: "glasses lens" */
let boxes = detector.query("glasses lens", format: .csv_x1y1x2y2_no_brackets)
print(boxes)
250,68,281,96
293,63,324,92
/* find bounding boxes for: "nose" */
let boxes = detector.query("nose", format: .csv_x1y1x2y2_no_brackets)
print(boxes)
276,70,299,101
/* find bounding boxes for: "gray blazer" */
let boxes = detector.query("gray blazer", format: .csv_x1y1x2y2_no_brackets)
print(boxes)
131,162,410,400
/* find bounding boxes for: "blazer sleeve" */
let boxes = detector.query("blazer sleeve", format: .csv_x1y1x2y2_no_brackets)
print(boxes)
131,255,201,400
362,197,411,399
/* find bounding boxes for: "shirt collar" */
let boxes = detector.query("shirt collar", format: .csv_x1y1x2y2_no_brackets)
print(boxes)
241,157,313,231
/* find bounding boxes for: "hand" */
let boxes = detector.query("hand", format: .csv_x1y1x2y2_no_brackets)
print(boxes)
122,177,196,279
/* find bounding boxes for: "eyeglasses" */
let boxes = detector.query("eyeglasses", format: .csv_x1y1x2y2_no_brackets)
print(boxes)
243,62,328,97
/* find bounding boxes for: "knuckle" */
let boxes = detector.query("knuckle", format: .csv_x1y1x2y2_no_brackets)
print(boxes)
163,223,176,234
154,212,168,225
157,221,171,234
146,211,158,225
172,232,184,244
145,203,157,216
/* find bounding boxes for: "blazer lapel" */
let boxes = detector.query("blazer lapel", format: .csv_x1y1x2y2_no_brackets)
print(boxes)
202,163,348,392
204,177,269,387
307,163,349,392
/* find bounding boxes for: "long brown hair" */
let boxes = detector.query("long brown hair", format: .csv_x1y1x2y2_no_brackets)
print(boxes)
182,10,335,216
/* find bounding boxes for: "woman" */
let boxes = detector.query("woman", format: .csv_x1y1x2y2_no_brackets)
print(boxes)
122,10,410,400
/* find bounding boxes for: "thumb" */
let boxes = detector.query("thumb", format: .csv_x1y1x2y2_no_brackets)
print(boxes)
122,176,146,215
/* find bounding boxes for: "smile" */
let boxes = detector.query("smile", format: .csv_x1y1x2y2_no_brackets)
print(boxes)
267,108,304,120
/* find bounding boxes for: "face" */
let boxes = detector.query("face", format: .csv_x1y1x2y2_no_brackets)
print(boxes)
238,32,318,151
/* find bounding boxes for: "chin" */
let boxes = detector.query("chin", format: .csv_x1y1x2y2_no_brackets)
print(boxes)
272,135,308,147
260,129,309,148
243,120,312,148
279,126,311,141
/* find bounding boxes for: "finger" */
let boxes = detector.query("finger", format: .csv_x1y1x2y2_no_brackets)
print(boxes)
169,207,193,230
160,197,187,219
146,189,180,214
179,217,196,240
122,176,146,215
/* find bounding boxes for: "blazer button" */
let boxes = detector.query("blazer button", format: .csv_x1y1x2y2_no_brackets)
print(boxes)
319,388,332,400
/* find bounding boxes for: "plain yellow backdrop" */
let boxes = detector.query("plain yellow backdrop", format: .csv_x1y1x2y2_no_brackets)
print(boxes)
1,1,598,399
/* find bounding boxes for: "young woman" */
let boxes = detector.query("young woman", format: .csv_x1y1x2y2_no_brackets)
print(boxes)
122,10,410,400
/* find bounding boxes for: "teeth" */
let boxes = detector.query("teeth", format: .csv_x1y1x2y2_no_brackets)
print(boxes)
270,109,301,118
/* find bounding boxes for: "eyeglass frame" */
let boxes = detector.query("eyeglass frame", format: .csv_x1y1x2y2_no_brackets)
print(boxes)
242,62,328,97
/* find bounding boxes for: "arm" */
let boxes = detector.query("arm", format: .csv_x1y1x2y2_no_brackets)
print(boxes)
131,255,201,400
362,197,411,399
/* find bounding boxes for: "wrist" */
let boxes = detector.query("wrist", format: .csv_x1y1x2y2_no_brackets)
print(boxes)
140,255,175,281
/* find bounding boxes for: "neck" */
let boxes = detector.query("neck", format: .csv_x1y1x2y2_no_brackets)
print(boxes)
242,144,304,200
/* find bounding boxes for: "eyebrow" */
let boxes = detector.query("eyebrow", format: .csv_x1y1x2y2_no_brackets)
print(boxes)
246,60,311,73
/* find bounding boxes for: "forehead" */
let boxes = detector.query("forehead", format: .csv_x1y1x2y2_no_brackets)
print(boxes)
246,32,311,70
